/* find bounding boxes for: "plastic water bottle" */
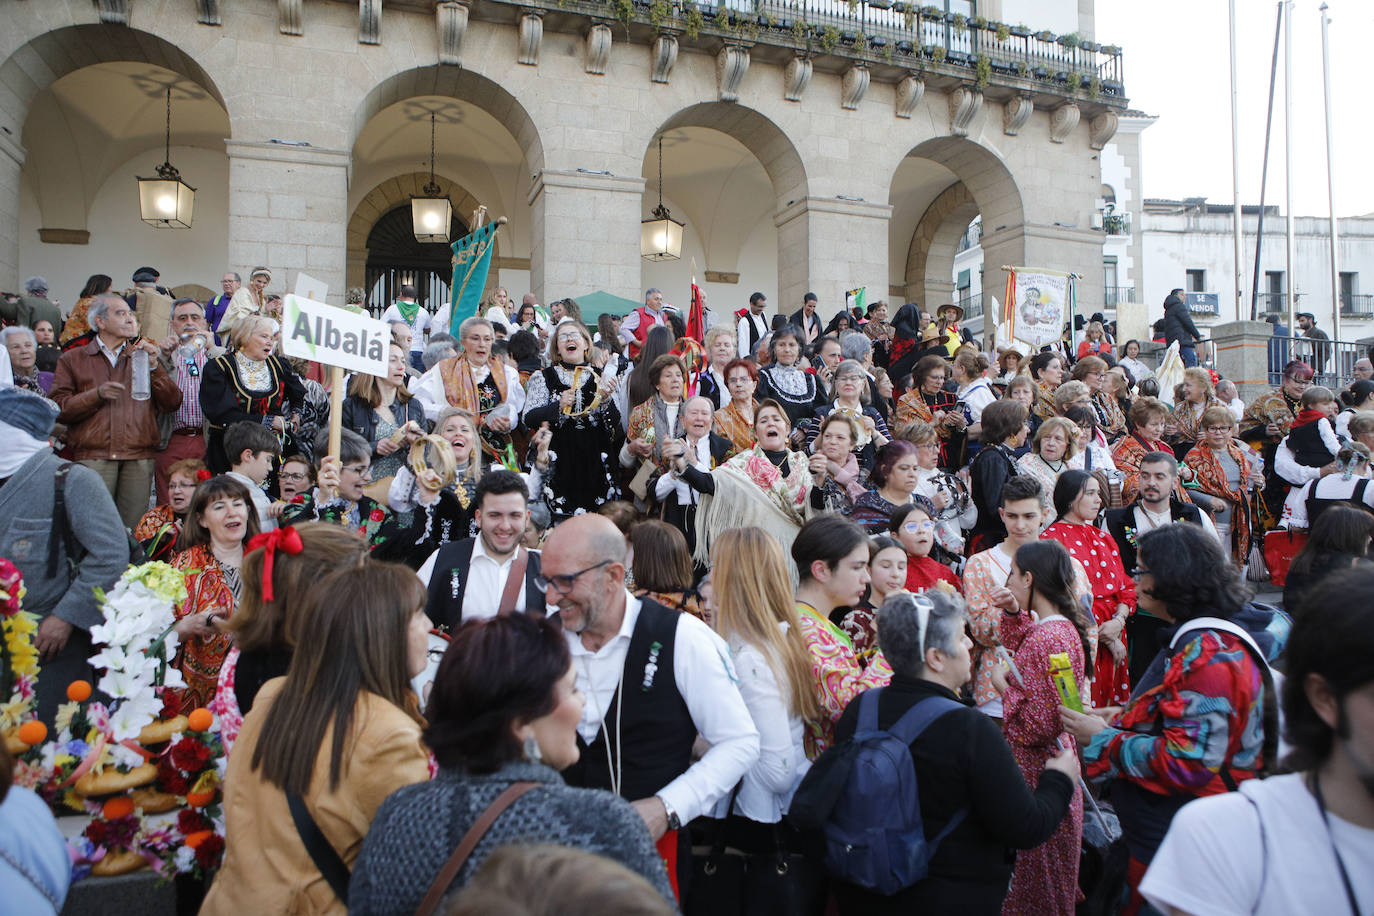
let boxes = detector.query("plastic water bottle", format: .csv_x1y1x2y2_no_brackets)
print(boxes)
131,348,151,401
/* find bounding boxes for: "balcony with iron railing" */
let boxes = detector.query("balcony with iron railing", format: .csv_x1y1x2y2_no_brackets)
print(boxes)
1341,293,1374,318
958,291,985,321
469,0,1126,108
1103,286,1134,307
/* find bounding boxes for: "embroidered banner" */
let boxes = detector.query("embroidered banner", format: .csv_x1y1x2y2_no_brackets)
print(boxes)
448,221,501,336
1003,267,1075,350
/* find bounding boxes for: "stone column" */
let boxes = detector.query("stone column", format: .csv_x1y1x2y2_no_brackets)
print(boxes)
1212,319,1275,405
225,140,350,302
979,222,1104,341
0,133,26,292
774,196,891,322
528,169,644,304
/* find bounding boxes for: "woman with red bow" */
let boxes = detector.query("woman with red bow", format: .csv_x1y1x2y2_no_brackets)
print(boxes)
211,522,371,751
169,474,261,715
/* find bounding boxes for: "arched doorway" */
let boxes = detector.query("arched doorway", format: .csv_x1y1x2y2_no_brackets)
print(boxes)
364,205,469,317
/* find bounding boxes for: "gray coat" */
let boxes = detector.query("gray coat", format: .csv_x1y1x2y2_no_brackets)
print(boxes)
348,760,674,915
0,450,128,720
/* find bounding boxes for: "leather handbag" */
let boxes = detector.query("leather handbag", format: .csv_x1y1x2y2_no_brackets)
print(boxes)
684,787,825,916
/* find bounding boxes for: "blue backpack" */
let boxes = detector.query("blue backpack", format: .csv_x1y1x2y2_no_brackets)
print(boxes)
791,689,966,895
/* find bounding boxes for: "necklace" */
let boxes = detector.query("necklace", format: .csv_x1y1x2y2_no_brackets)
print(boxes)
1313,771,1362,915
1039,455,1066,473
577,651,627,798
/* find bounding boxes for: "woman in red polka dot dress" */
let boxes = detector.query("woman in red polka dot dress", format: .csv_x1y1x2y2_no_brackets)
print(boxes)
1042,470,1136,706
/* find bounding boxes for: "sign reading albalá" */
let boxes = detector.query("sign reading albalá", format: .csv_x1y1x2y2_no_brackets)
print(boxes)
281,294,390,377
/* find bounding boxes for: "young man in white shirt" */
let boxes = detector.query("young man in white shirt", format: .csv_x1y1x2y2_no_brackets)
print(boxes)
737,292,770,360
380,284,432,373
1142,569,1374,916
541,513,759,886
418,470,545,627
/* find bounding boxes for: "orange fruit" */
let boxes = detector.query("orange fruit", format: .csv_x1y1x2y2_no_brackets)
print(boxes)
186,708,213,733
185,790,215,808
66,680,92,702
102,796,135,820
16,720,46,746
183,830,212,849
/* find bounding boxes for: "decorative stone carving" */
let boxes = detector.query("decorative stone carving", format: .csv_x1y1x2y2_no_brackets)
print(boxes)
585,23,612,75
1089,111,1119,150
195,0,221,25
437,1,469,66
948,87,983,137
1002,96,1033,136
894,75,924,119
716,45,750,103
841,65,869,111
279,0,303,36
1049,103,1080,143
651,33,678,83
360,0,381,44
97,0,129,24
784,55,812,102
518,11,543,66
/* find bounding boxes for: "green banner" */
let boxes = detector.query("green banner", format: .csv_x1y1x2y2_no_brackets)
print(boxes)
448,221,501,336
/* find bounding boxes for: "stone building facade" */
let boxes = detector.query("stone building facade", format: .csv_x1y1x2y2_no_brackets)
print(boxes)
2,0,1127,322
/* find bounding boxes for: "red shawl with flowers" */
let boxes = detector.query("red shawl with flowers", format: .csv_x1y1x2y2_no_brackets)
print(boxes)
171,545,236,716
1183,440,1253,565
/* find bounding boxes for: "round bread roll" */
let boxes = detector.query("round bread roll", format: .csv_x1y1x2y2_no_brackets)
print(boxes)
130,787,180,814
138,715,188,746
91,847,148,877
3,730,26,756
75,762,158,797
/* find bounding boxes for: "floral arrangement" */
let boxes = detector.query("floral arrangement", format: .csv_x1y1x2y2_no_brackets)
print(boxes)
23,562,229,878
0,558,41,743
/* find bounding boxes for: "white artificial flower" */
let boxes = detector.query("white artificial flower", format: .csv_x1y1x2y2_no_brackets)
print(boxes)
109,690,161,742
108,741,147,770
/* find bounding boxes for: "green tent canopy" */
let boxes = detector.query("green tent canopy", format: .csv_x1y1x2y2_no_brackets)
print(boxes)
568,290,642,327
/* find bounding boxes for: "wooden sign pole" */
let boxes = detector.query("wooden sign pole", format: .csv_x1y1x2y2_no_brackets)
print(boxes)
327,364,344,499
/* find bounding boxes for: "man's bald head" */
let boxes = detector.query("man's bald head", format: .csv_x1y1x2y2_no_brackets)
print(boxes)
544,513,628,568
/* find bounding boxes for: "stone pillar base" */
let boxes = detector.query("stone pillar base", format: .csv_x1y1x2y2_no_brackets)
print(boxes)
774,196,891,322
1212,320,1276,405
225,140,350,303
0,133,26,292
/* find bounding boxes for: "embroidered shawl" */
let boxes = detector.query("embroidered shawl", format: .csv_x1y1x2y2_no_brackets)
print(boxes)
713,401,755,458
439,357,508,416
1184,440,1253,564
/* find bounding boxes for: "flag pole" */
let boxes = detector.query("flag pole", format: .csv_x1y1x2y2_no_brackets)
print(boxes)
1283,0,1297,334
1228,0,1245,322
1320,3,1342,343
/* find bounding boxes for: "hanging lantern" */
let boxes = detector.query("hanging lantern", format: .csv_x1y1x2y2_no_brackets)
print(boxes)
411,112,452,243
641,135,683,261
137,88,195,228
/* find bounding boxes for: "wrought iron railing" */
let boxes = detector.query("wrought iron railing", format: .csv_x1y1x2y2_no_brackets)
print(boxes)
1267,333,1369,388
1340,293,1374,318
958,292,984,321
531,0,1125,96
1102,211,1131,235
1103,286,1135,307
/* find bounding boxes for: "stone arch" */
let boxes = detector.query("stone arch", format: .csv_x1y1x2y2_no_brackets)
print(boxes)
0,24,228,134
351,67,544,175
900,136,1022,234
906,183,979,307
653,102,808,209
346,172,493,301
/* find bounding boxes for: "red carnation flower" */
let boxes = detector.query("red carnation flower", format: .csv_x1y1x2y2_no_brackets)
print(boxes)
84,819,108,847
194,833,225,869
177,808,209,835
156,757,191,796
290,494,306,504
369,508,385,522
169,737,212,773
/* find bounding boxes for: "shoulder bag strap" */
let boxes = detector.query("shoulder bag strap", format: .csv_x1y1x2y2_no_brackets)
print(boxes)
48,464,76,579
286,791,351,905
497,547,528,615
414,781,541,916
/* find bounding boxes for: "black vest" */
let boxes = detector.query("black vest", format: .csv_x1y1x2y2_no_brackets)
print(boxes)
560,599,696,803
424,538,546,632
1286,420,1337,470
1306,477,1374,527
1104,497,1205,574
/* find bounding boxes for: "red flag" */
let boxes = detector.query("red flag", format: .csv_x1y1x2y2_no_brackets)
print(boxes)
686,281,705,344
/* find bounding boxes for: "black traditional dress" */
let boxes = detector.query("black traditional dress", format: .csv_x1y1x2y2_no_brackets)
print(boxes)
522,363,622,516
199,351,306,473
756,363,825,430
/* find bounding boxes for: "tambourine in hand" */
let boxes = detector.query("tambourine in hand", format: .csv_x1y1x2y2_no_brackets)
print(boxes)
409,434,459,492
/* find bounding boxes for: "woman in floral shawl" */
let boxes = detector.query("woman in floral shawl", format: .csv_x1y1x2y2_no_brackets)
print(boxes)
623,354,688,474
692,400,829,577
1184,406,1265,565
1167,367,1222,462
1027,351,1066,422
170,475,261,715
1111,397,1195,503
895,355,964,470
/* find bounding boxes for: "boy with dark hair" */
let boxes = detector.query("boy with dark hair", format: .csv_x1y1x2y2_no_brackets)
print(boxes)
223,420,281,531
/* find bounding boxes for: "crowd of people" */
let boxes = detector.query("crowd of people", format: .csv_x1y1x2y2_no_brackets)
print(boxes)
1,272,1371,916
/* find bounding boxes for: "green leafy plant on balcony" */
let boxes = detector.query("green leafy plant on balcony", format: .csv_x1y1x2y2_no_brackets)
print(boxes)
995,21,1010,41
1036,29,1053,41
1015,60,1029,77
792,16,809,41
969,15,986,30
1089,73,1101,99
1066,71,1082,90
974,53,991,89
1059,32,1080,48
903,6,916,29
952,12,966,34
882,43,894,63
847,0,859,11
605,0,634,35
920,6,943,20
1100,44,1121,55
930,44,946,63
821,25,840,54
648,0,669,30
684,1,703,39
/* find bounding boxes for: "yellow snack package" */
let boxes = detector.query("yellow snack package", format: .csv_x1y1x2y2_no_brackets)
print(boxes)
1049,652,1083,713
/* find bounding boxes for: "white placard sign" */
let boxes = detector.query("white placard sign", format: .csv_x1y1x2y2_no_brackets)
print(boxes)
293,271,328,303
281,294,388,376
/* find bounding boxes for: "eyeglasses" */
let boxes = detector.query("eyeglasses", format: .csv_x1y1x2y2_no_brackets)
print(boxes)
1204,426,1233,434
342,463,371,477
534,559,612,594
902,520,936,532
279,472,309,482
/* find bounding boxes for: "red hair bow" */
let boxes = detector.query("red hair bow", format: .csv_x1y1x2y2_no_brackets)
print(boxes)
246,526,303,602
196,470,213,482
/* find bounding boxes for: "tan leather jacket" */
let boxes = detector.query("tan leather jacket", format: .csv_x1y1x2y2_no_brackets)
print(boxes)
50,338,182,460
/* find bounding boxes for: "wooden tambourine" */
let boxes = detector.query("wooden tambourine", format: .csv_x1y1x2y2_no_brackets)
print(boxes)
409,435,458,493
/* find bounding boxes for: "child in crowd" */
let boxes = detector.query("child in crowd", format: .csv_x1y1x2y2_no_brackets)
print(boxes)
223,421,281,531
889,498,961,593
840,535,907,663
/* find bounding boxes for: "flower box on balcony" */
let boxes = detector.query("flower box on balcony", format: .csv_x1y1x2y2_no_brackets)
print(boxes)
1009,25,1031,37
869,0,893,10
